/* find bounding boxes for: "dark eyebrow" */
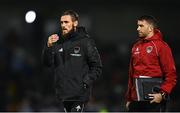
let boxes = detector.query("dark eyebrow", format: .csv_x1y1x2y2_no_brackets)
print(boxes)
138,24,144,27
61,21,68,23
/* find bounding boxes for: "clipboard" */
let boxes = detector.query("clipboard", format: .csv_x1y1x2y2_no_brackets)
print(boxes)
135,76,163,101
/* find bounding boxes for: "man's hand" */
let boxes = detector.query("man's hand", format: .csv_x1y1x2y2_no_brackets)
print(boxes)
47,34,59,47
149,93,162,103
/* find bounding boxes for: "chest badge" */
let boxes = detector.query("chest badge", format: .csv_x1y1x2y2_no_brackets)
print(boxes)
146,46,153,53
70,46,81,57
74,46,80,54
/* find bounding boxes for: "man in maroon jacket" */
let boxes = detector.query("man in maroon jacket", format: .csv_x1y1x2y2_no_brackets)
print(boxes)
125,15,177,111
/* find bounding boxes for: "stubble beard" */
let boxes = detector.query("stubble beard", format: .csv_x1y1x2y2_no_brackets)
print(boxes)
138,32,146,38
61,27,75,38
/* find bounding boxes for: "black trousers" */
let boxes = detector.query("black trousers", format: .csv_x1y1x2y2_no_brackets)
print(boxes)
63,101,85,112
128,101,167,112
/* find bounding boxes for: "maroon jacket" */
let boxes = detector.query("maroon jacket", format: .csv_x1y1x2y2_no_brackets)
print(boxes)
126,30,177,101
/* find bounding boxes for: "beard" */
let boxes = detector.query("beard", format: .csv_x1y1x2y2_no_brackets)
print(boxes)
61,26,76,38
138,32,147,38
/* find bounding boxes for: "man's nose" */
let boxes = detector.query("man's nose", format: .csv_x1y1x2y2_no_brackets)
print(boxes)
61,22,66,27
137,26,140,31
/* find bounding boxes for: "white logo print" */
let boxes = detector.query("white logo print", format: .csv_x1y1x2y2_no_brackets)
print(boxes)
146,46,153,53
136,48,139,51
58,48,63,52
76,105,81,111
134,47,140,54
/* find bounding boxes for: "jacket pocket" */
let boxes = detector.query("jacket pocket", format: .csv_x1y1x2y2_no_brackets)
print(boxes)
64,76,84,96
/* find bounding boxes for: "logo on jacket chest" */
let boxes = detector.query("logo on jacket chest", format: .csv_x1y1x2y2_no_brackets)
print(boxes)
146,46,153,53
74,46,80,54
58,48,63,52
70,46,81,57
134,47,140,54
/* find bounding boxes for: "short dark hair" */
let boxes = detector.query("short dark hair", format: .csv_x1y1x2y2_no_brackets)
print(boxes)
61,10,79,22
138,15,158,29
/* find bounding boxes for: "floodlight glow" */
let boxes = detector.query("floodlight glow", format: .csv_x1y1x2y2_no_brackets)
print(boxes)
25,11,36,23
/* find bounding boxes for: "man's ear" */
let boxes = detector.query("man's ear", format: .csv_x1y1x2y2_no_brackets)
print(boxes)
149,24,154,32
74,20,78,27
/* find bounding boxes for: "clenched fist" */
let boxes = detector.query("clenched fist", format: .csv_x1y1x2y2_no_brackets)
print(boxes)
47,34,59,47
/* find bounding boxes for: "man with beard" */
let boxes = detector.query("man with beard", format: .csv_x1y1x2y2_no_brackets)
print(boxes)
42,10,102,112
125,15,176,112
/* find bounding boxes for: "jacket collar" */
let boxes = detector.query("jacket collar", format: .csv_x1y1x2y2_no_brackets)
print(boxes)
137,29,163,43
145,29,163,41
57,26,88,43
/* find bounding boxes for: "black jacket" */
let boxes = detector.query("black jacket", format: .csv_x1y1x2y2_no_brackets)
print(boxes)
42,27,102,102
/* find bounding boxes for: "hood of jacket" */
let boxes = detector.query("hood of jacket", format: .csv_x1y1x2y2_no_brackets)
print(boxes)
136,29,163,44
145,29,163,41
57,26,89,43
